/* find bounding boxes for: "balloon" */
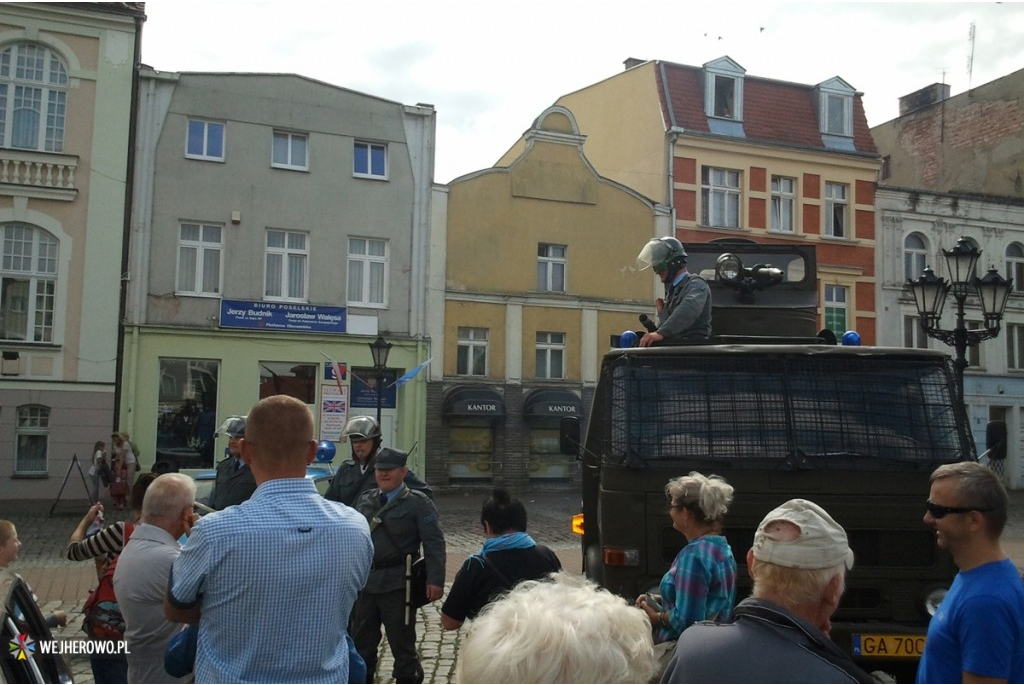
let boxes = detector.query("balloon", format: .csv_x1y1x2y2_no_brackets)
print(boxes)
315,440,337,462
842,330,861,346
619,330,638,348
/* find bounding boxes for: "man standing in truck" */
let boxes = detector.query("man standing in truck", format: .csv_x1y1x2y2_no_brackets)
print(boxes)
635,236,711,346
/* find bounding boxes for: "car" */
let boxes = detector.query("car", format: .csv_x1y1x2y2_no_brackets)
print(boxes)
189,465,335,507
0,568,72,683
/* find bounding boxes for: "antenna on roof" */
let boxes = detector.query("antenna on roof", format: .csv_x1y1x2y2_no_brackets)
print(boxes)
966,21,975,91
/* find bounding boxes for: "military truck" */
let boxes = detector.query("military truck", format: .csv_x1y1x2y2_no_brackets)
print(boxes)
562,241,972,677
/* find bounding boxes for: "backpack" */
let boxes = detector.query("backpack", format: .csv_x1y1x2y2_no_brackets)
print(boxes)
81,523,135,640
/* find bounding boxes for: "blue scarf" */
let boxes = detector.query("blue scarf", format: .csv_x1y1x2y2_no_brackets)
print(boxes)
480,531,536,556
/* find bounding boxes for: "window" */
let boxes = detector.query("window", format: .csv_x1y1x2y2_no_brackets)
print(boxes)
264,230,307,301
817,79,854,137
354,141,387,178
824,285,847,335
259,361,317,403
825,182,848,238
770,176,795,233
537,244,566,292
1008,324,1024,370
905,233,928,282
703,57,745,121
272,131,308,170
186,118,225,161
712,75,736,118
0,43,68,152
457,327,488,376
536,332,565,379
1007,243,1024,292
880,155,891,181
16,404,49,474
903,315,928,349
701,167,741,228
824,94,850,135
156,359,219,469
1,223,57,342
347,237,388,307
177,222,222,295
967,320,982,368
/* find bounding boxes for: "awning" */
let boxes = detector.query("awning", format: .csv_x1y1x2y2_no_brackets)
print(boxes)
523,388,582,419
443,385,506,418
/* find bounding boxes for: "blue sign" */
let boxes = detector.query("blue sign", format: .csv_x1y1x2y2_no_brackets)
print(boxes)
350,368,398,409
219,299,346,334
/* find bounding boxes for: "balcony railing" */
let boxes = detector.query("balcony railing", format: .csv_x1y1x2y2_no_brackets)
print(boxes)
0,149,78,201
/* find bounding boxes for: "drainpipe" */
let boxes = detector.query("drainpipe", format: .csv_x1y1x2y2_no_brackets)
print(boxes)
666,126,685,235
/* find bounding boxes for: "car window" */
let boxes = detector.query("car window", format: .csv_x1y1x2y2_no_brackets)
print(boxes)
1,574,67,683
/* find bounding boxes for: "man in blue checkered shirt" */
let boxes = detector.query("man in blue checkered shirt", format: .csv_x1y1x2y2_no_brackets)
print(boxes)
165,395,373,683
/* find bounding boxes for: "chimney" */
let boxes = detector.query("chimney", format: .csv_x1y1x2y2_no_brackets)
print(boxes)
899,83,951,116
623,57,646,70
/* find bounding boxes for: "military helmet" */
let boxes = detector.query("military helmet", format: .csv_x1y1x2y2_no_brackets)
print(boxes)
341,415,382,441
636,236,688,274
215,415,247,438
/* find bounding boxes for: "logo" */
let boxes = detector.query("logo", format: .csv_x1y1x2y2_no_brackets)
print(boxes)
9,634,33,661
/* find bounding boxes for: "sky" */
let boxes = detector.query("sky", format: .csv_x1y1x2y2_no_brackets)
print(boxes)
139,1,1024,183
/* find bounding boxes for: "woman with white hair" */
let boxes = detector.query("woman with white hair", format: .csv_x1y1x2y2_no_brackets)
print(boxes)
636,471,737,643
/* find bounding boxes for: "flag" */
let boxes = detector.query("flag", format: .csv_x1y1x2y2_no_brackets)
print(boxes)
319,351,347,396
392,357,433,389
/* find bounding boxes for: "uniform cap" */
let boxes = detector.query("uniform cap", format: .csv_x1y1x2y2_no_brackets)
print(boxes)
752,498,854,570
373,448,408,470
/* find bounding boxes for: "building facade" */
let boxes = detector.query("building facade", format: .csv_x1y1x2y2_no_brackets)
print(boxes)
0,3,144,501
127,69,435,474
426,106,670,487
501,57,882,342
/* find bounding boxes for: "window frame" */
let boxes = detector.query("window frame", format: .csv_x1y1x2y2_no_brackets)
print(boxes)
271,130,309,171
176,221,223,296
537,243,567,293
535,331,566,380
347,237,389,308
185,118,226,162
703,59,745,121
770,176,795,233
353,141,387,179
0,42,68,153
1,222,58,343
904,233,929,282
15,404,49,475
456,327,488,377
824,284,848,335
824,182,848,238
1008,323,1024,371
1006,243,1024,293
701,166,741,228
263,229,308,302
903,315,929,349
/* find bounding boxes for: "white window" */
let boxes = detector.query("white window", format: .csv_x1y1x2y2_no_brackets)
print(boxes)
770,176,795,233
701,167,741,228
272,131,308,170
16,404,49,474
0,43,68,152
825,182,848,238
1006,243,1024,292
354,141,387,179
536,332,565,379
824,285,847,335
347,237,388,307
905,233,929,282
903,315,929,349
824,93,851,136
1,223,57,343
967,320,982,368
177,222,222,296
1008,324,1024,370
703,57,745,121
186,118,225,161
457,327,488,376
537,244,566,292
264,229,307,301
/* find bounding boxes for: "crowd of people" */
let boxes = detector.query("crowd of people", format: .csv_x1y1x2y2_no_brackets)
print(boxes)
2,394,1018,683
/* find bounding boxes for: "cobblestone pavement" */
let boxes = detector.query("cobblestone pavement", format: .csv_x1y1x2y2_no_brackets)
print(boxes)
7,487,1024,684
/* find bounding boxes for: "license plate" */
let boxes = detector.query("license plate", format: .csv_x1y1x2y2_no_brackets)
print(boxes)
852,633,925,658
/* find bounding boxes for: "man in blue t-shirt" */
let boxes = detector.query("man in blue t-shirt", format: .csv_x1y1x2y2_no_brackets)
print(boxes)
917,462,1024,684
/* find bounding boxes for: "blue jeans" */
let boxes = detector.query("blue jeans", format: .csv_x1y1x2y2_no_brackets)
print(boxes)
89,653,127,683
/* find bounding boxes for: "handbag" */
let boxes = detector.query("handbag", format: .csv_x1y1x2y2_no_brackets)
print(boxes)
164,624,197,678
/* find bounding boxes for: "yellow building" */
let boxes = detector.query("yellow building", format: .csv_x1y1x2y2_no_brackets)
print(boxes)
426,106,669,486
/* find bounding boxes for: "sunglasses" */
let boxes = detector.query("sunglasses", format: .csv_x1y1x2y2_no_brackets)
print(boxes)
925,500,993,519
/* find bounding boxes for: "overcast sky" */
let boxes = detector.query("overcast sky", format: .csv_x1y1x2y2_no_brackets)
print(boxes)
140,1,1024,183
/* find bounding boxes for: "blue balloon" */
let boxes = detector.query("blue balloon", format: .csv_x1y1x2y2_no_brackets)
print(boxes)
842,330,861,346
315,440,337,462
619,330,638,348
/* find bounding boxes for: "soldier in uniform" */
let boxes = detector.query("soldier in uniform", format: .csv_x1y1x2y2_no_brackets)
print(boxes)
323,415,431,506
351,450,445,684
208,415,257,510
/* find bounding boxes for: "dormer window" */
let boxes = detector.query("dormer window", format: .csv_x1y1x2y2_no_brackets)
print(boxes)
816,77,855,137
703,57,745,121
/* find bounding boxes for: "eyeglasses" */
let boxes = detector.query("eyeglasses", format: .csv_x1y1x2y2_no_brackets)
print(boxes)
925,500,993,519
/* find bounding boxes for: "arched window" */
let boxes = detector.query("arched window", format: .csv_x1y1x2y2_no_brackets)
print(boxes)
1006,243,1024,292
1,223,58,342
0,42,68,152
904,233,928,282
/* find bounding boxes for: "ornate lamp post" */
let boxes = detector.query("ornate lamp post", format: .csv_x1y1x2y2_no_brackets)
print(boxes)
369,335,392,426
908,236,1012,405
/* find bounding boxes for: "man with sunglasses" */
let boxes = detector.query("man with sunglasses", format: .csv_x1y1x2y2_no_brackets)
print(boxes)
918,462,1024,684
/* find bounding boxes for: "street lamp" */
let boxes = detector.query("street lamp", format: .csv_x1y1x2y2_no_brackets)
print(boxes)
908,236,1013,405
369,335,392,426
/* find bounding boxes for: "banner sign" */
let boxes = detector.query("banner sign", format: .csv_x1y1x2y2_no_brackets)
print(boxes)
219,299,346,334
350,368,398,409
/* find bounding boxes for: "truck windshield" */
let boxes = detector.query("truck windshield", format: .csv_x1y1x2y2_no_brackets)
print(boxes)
605,350,965,469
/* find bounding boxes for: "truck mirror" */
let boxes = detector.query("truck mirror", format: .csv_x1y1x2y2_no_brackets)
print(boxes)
985,421,1007,461
560,416,581,455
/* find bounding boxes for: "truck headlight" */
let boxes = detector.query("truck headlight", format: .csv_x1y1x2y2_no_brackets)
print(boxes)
925,587,947,616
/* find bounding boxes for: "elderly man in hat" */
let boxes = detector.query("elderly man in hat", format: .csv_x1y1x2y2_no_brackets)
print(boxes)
661,498,875,683
351,449,446,684
208,415,256,510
